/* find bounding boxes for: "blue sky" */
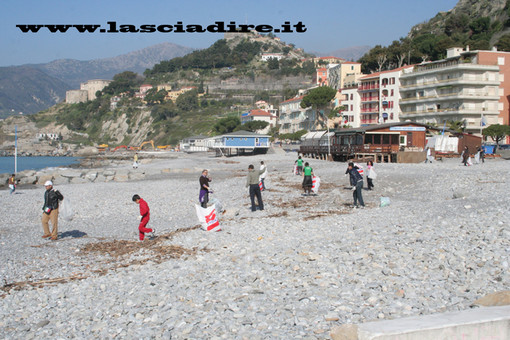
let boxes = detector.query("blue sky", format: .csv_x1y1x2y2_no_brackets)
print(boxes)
1,0,459,66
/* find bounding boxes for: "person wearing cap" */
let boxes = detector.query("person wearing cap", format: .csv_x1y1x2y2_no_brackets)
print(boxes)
41,180,63,240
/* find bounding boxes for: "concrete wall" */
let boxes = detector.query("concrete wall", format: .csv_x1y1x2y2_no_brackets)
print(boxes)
356,305,510,340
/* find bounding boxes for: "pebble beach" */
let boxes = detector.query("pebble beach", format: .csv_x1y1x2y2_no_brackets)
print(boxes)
1,151,509,339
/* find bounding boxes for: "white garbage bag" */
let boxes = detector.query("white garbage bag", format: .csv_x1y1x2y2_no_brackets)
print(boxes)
60,198,74,221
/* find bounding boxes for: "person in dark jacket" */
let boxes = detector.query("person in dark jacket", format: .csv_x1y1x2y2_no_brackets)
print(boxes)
132,194,155,241
41,180,63,240
347,162,365,208
461,146,469,166
199,169,212,208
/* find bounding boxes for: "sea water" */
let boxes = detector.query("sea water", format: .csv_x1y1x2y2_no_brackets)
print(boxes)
0,156,80,174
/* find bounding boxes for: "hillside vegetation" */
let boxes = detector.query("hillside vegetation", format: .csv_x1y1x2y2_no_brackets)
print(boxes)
359,0,510,73
26,34,313,147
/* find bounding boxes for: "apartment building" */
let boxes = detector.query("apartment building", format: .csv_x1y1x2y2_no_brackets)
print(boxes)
278,96,316,134
358,66,411,126
339,85,361,128
399,47,510,134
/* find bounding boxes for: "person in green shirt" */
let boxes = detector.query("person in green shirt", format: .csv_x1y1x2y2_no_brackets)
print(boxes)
295,156,304,175
302,162,314,195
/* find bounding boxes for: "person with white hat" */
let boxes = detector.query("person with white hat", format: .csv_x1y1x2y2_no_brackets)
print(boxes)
41,180,63,240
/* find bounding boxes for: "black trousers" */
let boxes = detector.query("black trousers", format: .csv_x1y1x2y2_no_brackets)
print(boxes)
367,177,374,190
249,184,264,211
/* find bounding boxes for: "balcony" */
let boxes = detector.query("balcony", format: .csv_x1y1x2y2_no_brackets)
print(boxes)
400,76,500,91
360,118,378,124
361,107,379,113
400,92,500,104
401,62,499,78
360,96,379,103
400,107,500,117
358,84,380,91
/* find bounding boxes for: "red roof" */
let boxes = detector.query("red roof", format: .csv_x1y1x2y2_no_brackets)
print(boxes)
248,109,274,117
280,95,304,104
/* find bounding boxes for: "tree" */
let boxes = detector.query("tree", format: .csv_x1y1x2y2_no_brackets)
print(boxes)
482,124,510,150
237,120,269,132
213,116,241,134
145,88,168,105
300,86,337,129
102,71,144,95
496,34,510,52
267,57,279,70
176,90,199,111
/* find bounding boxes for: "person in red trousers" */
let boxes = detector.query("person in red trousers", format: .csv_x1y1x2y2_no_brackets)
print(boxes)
132,194,155,241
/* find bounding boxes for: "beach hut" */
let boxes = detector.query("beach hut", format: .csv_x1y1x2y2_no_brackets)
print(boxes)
212,130,270,156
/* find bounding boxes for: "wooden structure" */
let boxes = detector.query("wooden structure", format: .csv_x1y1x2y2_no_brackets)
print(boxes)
301,122,431,163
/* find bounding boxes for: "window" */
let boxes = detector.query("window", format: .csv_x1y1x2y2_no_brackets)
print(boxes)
390,89,394,96
373,134,381,144
350,105,353,111
365,135,373,144
382,134,390,144
498,57,505,66
391,135,399,145
350,94,353,100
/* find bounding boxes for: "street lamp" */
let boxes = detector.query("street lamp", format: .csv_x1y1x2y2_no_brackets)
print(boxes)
319,109,331,160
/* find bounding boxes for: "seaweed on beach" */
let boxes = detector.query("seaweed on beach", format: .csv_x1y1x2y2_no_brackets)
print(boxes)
1,225,204,297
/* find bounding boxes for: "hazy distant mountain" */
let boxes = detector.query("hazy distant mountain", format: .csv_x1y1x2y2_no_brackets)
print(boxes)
0,42,194,116
314,45,372,62
30,42,195,88
0,66,69,118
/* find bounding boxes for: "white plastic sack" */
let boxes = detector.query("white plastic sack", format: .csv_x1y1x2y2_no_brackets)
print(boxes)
311,176,320,193
195,204,221,232
380,197,391,207
60,198,74,221
368,168,377,179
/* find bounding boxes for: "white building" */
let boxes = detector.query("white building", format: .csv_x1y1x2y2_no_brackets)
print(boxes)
399,47,508,134
241,109,278,134
261,53,284,61
339,86,361,128
278,96,316,134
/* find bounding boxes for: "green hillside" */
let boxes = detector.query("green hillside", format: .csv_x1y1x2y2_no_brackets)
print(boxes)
359,0,510,73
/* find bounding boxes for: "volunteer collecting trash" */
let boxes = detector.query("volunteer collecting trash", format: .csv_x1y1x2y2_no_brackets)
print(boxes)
199,169,212,208
41,180,64,240
347,162,365,208
132,194,155,241
246,164,265,212
295,156,304,175
302,162,314,196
